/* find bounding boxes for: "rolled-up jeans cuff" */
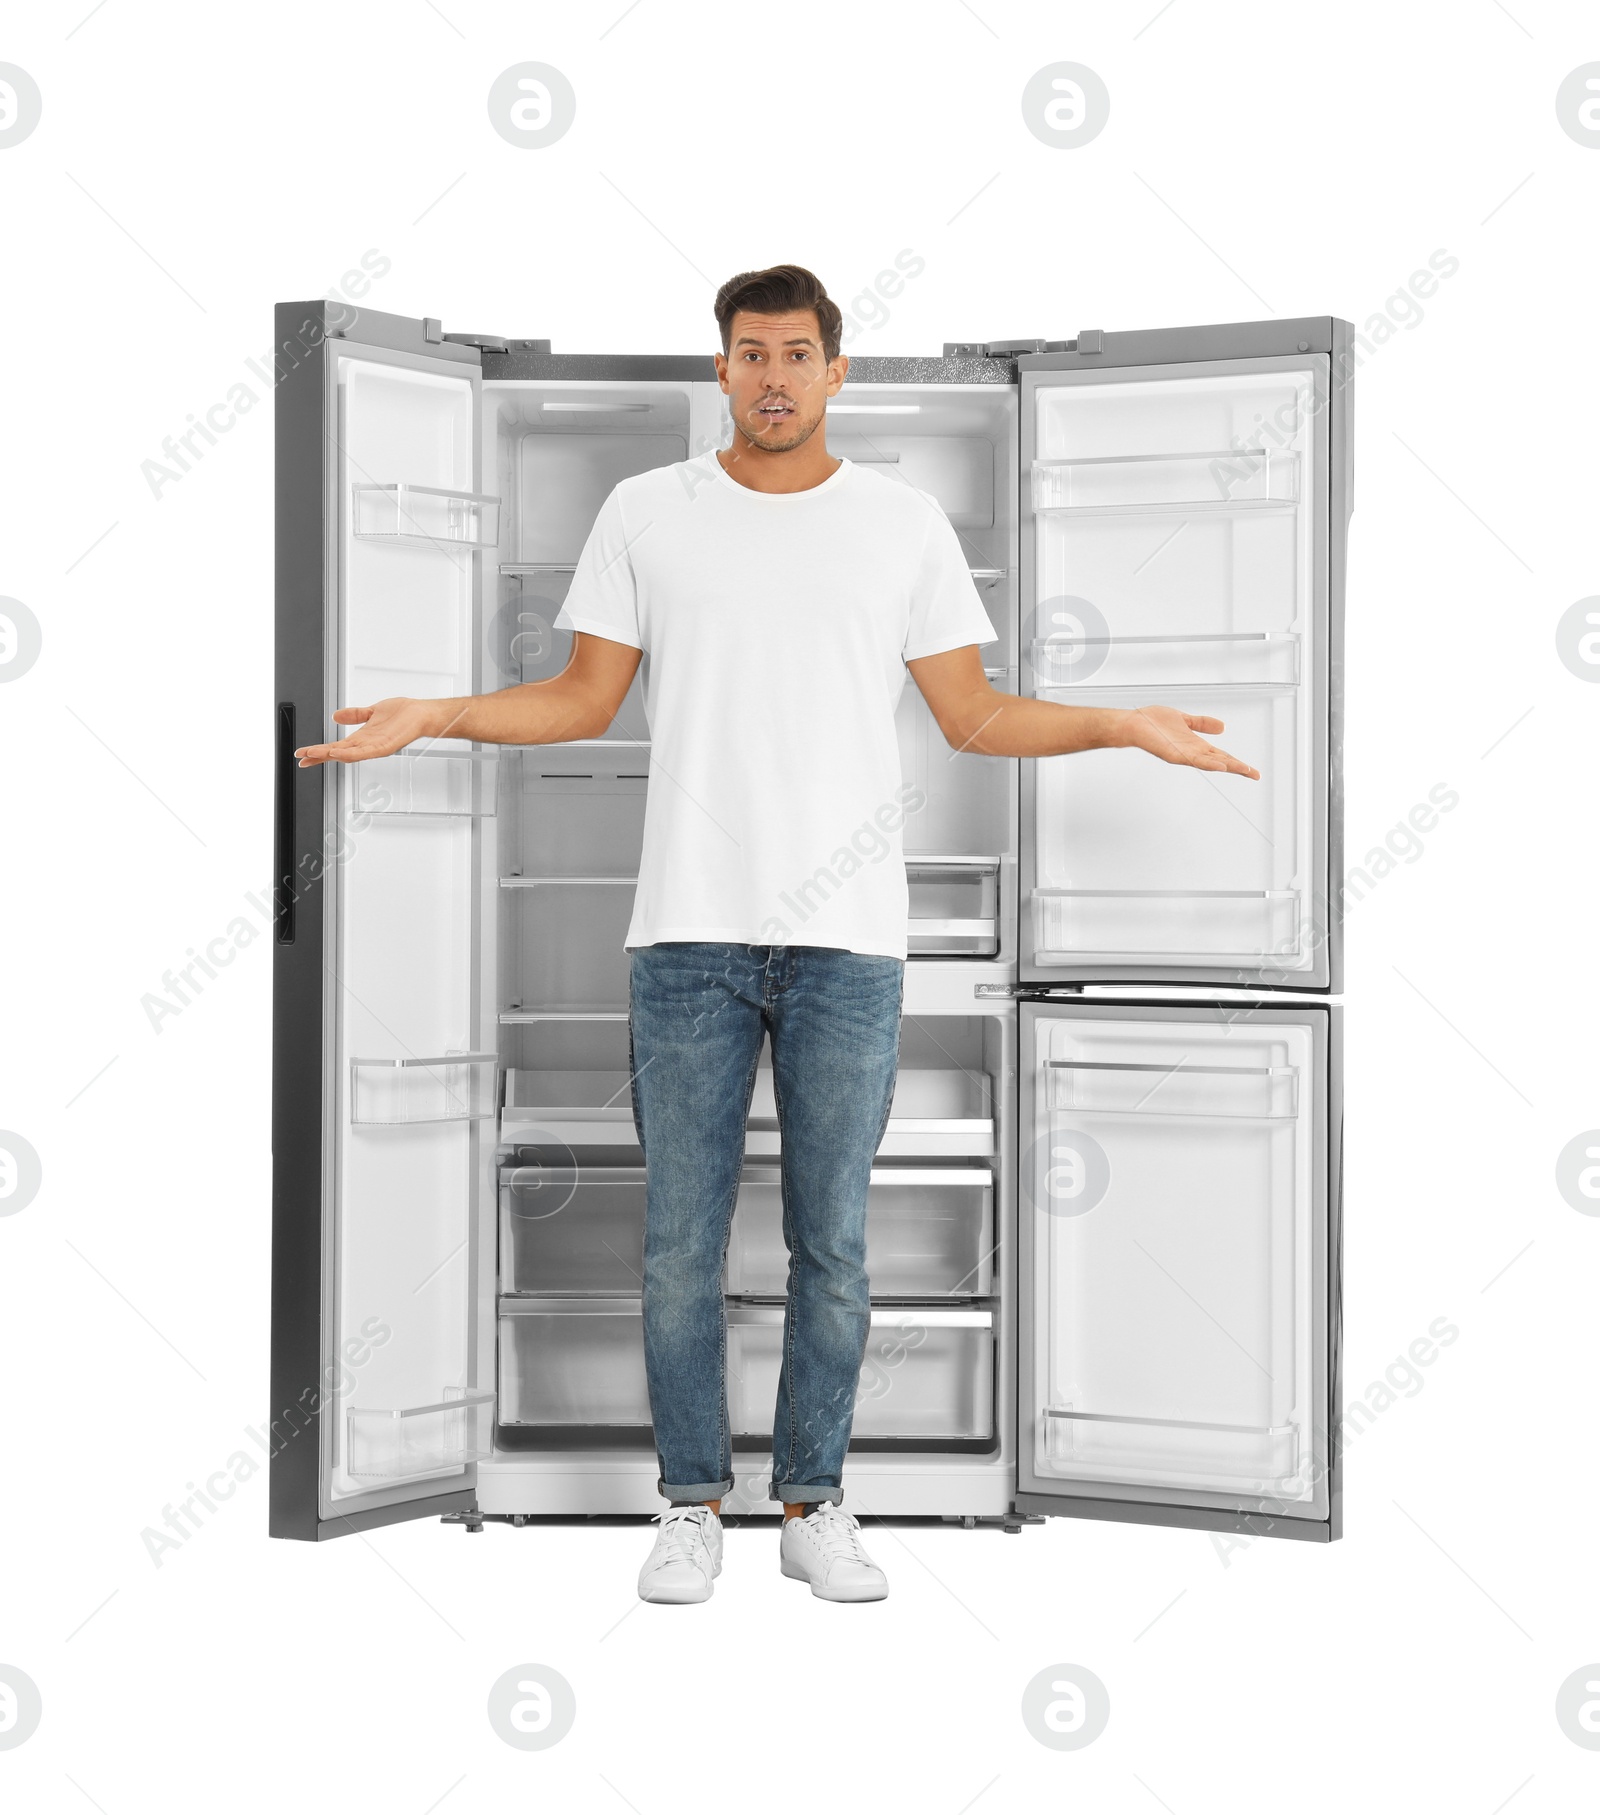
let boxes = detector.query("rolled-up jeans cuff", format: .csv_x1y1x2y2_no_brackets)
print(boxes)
659,1476,735,1503
770,1483,844,1507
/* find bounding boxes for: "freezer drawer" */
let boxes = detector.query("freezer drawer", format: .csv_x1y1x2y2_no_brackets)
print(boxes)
497,1297,650,1427
499,1165,646,1295
727,1305,995,1441
726,1165,994,1297
1017,1000,1338,1537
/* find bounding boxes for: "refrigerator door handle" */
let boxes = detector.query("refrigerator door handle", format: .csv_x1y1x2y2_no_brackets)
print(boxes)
274,702,296,945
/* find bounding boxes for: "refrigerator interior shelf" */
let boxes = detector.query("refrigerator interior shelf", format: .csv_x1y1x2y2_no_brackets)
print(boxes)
351,482,501,550
501,875,637,887
500,1010,631,1023
1047,1057,1299,1119
349,1053,498,1125
500,562,576,575
346,1389,494,1479
1031,447,1298,514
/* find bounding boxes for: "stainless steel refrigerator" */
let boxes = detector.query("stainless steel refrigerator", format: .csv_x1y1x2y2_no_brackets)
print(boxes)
270,302,1348,1545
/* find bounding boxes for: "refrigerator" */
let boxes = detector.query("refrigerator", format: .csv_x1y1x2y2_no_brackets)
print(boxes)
270,301,1348,1545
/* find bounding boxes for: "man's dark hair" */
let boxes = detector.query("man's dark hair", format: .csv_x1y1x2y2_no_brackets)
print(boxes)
714,264,843,364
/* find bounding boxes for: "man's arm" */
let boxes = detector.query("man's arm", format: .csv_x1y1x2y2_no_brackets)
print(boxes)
907,643,1260,779
294,631,643,767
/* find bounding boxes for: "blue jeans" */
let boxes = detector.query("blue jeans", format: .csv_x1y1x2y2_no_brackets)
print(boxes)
628,943,904,1506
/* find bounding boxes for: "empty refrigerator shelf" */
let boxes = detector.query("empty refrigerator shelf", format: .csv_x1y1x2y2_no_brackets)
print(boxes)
500,562,576,574
346,1389,494,1479
500,1010,631,1024
351,482,501,549
728,1165,995,1298
1042,1406,1302,1492
346,746,498,818
349,1053,497,1125
1031,888,1302,965
499,1297,649,1428
499,1065,995,1156
1029,631,1301,690
1031,448,1298,514
1047,1057,1299,1119
906,856,1001,956
727,1305,995,1441
501,1162,997,1300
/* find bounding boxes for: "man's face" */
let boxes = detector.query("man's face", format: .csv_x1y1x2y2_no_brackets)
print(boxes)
714,309,848,454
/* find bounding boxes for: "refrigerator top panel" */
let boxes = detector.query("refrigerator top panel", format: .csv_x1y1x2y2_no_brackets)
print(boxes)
1017,329,1348,993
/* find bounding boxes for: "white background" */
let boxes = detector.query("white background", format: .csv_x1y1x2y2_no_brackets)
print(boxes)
2,0,1597,1807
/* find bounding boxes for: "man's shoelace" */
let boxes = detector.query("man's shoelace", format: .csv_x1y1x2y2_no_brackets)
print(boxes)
800,1507,871,1562
652,1506,713,1563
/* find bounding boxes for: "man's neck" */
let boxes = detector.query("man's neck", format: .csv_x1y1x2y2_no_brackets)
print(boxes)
715,435,842,495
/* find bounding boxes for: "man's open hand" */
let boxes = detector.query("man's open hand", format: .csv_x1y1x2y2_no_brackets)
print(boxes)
294,697,453,767
1120,705,1260,780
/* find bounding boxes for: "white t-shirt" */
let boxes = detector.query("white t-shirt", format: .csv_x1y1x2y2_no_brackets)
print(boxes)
554,450,999,961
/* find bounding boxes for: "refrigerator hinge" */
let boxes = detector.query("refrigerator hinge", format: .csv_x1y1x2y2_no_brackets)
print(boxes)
442,331,512,353
973,982,1020,998
981,338,1047,357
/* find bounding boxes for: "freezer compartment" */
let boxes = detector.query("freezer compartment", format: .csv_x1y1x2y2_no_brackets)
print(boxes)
348,1053,497,1126
498,1297,650,1428
1031,683,1302,966
500,1165,646,1295
1024,1008,1322,1504
346,746,498,818
726,1165,994,1298
346,1389,495,1479
727,1305,995,1441
351,481,501,549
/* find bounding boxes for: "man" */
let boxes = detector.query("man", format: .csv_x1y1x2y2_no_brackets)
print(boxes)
296,264,1256,1605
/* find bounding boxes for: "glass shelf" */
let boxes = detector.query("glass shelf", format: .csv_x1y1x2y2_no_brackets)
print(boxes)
346,1388,494,1479
349,1052,498,1125
1047,1057,1298,1119
347,747,498,818
352,483,500,550
1032,448,1298,515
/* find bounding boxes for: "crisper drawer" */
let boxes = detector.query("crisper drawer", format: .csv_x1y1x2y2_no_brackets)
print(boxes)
726,1305,995,1442
497,1297,649,1427
726,1166,994,1298
499,1166,645,1295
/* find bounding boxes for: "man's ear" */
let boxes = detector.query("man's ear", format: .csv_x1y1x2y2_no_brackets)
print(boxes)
713,351,730,393
826,353,850,396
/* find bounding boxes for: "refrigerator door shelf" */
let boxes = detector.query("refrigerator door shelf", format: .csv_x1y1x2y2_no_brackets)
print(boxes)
346,1390,495,1481
351,481,501,550
349,1054,498,1126
1031,447,1298,515
346,746,499,819
1029,631,1300,692
1031,888,1303,968
1042,1406,1300,1496
726,1304,996,1441
1047,1057,1298,1119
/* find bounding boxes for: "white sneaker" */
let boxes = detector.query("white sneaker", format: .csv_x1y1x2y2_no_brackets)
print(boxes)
779,1505,888,1602
638,1505,723,1604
